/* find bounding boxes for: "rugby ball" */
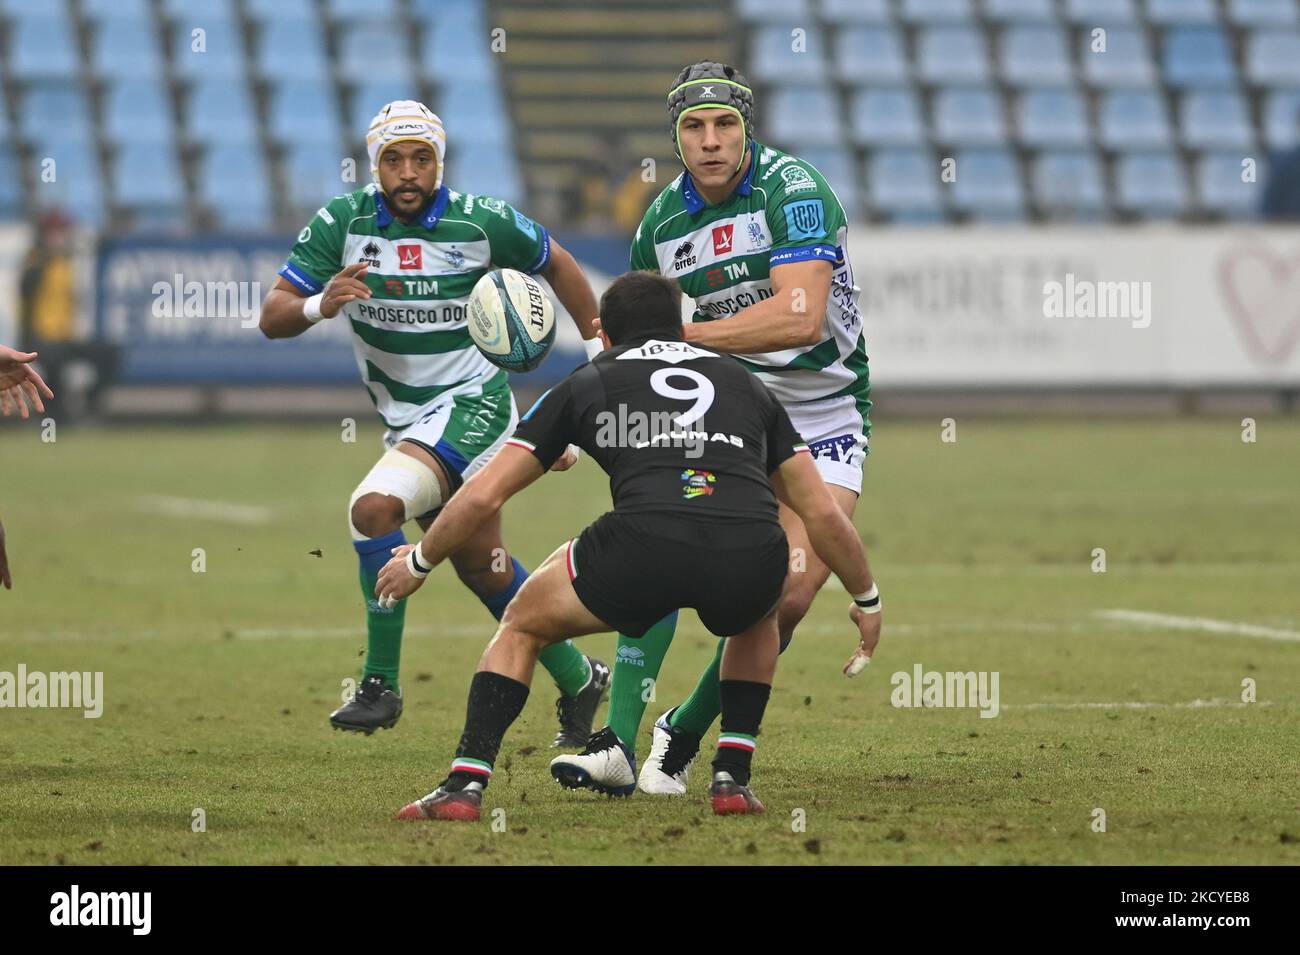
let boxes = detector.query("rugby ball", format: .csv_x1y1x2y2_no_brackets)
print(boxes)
467,268,556,373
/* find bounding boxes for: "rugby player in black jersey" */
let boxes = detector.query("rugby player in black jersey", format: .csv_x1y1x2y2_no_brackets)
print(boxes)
374,272,881,821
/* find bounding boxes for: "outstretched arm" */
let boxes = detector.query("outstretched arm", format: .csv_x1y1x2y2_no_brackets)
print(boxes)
541,237,600,345
772,451,881,675
375,446,545,604
683,259,831,353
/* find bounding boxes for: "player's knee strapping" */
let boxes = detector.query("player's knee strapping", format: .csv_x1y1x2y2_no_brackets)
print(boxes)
348,447,444,541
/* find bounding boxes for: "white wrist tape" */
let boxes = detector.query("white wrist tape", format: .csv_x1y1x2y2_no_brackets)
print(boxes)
852,583,881,613
406,546,432,579
583,337,603,360
302,293,326,323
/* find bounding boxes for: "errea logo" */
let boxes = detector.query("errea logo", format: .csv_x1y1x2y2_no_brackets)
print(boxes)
617,645,646,666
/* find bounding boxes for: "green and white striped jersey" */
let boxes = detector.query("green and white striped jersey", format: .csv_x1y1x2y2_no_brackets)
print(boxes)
278,183,550,428
631,142,869,407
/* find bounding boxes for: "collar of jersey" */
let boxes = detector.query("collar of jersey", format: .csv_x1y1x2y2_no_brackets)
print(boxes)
375,185,450,229
681,141,758,215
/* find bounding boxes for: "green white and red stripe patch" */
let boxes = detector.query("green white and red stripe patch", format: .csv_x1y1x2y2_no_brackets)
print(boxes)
566,537,579,580
506,437,537,453
450,757,492,778
717,733,757,752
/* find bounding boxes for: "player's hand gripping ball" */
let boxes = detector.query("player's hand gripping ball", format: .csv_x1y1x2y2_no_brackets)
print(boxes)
468,268,556,373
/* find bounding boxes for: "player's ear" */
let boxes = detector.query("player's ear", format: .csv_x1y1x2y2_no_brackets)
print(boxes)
599,329,612,349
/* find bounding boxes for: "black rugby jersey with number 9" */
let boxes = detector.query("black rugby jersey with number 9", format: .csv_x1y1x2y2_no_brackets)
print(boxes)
506,334,809,525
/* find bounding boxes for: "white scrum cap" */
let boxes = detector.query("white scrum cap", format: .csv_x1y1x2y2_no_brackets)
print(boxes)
366,100,447,190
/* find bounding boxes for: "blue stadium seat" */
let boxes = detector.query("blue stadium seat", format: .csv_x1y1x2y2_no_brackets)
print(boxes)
1180,91,1254,150
1228,0,1298,26
255,17,328,82
933,88,1007,145
0,148,24,219
1163,28,1237,88
8,16,80,80
799,148,861,220
1145,0,1217,24
435,83,511,148
1115,152,1188,216
350,82,427,137
114,144,186,216
450,143,523,205
419,13,494,83
901,0,975,21
171,20,245,79
1017,88,1091,147
186,80,259,147
103,81,173,146
199,145,272,230
819,0,891,23
283,144,351,216
1264,90,1300,149
1099,90,1172,148
82,0,151,19
20,84,93,144
737,0,811,20
327,0,398,18
1065,0,1138,21
339,23,414,80
917,27,990,84
1000,26,1073,86
33,140,106,225
0,86,9,141
983,0,1055,22
1032,150,1108,218
162,0,237,22
1196,154,1260,216
750,25,828,82
92,17,165,79
1081,28,1156,87
244,0,314,20
834,27,909,84
0,0,69,13
768,88,843,148
850,88,926,146
1245,31,1300,85
867,150,944,219
268,82,343,148
951,149,1025,219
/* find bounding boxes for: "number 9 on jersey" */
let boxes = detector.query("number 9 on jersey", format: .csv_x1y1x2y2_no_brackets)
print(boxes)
467,268,557,373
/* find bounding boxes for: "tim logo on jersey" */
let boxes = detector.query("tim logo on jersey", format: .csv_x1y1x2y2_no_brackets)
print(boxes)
680,469,716,499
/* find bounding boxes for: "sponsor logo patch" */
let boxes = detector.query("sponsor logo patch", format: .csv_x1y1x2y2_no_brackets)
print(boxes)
397,245,422,270
807,432,862,465
783,198,826,241
680,468,716,499
712,223,734,254
514,210,537,239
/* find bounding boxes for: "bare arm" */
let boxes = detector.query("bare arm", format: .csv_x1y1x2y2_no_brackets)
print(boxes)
683,259,831,353
258,263,372,340
540,237,600,342
772,450,873,596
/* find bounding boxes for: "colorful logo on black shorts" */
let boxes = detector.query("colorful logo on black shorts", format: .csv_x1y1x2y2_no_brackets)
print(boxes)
681,469,716,499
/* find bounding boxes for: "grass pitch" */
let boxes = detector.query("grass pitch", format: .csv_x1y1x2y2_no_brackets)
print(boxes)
1,417,1297,865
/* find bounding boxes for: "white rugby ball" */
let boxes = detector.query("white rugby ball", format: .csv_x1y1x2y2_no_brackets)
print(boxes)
467,268,556,373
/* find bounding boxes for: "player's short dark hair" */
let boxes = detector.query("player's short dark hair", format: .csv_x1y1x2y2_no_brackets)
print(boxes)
599,271,684,345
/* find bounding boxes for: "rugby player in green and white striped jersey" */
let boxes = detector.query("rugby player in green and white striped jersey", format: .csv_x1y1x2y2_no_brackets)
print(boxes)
259,101,610,742
551,64,883,797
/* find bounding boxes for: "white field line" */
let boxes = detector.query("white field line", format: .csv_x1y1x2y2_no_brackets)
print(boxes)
1096,609,1300,642
137,494,273,525
821,562,1300,581
1003,699,1276,711
0,624,495,642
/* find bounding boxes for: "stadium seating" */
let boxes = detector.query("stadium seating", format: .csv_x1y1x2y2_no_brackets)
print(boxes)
0,0,1290,231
